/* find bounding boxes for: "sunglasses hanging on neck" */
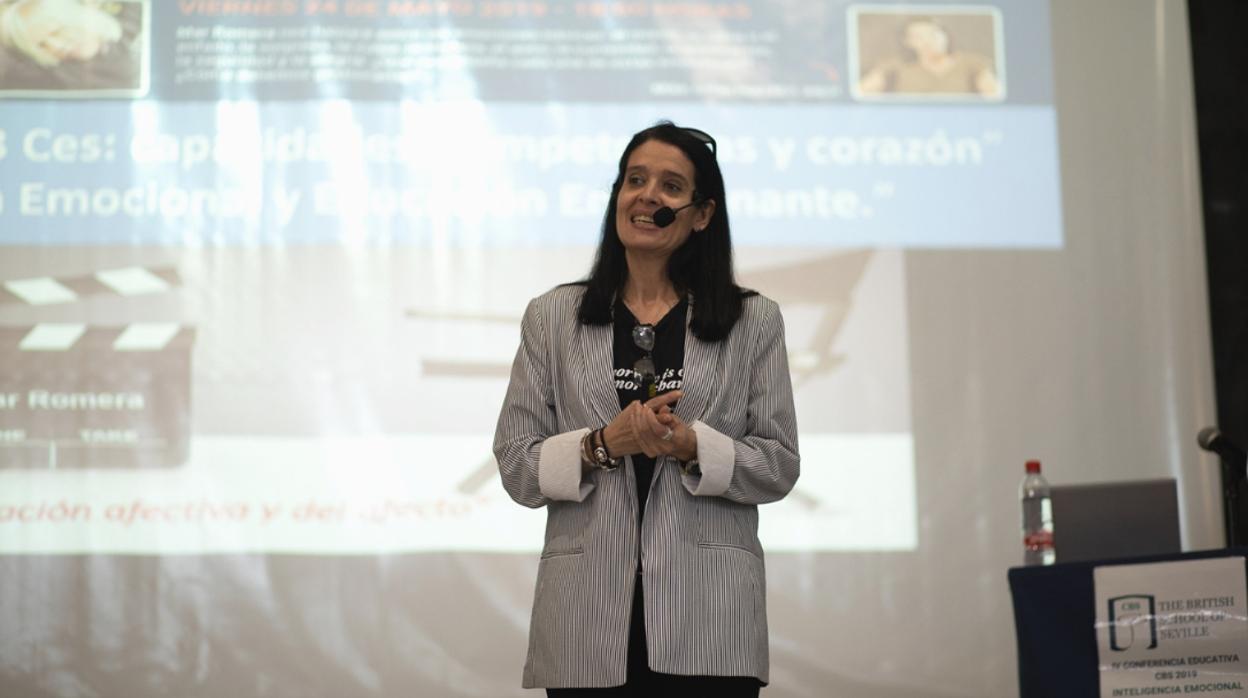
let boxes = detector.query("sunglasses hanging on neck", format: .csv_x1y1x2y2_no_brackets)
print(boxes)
632,323,657,399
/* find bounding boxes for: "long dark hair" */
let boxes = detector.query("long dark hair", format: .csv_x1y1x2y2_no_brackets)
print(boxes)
575,121,751,342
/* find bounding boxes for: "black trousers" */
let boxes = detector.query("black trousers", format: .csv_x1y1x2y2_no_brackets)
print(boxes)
547,578,762,697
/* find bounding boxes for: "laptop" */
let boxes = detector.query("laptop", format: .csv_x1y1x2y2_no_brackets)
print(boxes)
1050,479,1182,563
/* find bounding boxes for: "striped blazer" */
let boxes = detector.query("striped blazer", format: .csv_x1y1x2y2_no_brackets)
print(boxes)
493,284,800,689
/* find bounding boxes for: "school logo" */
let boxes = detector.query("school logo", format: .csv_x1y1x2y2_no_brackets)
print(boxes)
1108,594,1159,651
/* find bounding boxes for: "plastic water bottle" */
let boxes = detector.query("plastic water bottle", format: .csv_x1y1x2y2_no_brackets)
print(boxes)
1020,459,1055,566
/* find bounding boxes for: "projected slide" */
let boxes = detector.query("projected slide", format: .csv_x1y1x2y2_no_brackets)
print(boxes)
0,0,1056,555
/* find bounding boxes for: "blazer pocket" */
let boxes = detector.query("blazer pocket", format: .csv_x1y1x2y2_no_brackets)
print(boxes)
540,499,591,558
695,497,762,559
539,547,584,560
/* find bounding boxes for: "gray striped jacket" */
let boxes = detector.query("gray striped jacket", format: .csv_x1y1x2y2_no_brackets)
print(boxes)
493,284,800,689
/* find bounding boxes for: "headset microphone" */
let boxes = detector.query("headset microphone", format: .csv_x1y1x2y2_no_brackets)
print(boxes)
651,200,702,228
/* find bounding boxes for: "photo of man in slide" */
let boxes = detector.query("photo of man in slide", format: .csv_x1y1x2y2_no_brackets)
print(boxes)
0,0,147,96
853,9,1003,100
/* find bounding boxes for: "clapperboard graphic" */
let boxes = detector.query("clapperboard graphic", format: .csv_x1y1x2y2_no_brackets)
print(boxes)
0,266,193,468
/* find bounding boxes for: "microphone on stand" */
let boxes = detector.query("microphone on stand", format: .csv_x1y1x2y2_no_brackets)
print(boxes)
1199,426,1247,463
652,199,703,228
1199,426,1248,547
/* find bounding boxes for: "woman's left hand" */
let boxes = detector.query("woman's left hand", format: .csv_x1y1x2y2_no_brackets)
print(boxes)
632,400,697,461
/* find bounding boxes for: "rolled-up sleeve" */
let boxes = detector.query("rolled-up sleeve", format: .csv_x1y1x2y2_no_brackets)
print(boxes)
493,299,595,508
680,300,800,504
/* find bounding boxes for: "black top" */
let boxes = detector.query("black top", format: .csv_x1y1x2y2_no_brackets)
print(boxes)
612,297,688,522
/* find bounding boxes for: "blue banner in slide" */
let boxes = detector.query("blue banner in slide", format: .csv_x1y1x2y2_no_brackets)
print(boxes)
0,0,1060,248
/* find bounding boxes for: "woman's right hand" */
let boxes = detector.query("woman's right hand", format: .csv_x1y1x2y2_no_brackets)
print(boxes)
601,391,683,458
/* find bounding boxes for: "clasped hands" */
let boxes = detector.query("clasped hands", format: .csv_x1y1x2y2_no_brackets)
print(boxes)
601,390,697,462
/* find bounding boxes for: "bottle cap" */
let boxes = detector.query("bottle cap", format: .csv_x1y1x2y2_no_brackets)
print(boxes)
1025,460,1042,474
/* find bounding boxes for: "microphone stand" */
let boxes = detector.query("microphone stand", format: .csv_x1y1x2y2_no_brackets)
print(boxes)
1221,455,1244,547
1198,428,1248,547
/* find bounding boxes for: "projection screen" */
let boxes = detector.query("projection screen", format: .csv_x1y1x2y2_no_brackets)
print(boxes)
0,0,1217,696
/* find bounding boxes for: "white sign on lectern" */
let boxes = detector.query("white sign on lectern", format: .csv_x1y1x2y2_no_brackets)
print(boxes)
1095,557,1248,697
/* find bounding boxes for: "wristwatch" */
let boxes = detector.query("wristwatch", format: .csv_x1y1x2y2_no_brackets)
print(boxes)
680,459,702,477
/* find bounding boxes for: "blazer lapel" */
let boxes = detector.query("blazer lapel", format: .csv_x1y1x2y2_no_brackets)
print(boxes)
675,301,722,427
576,320,620,427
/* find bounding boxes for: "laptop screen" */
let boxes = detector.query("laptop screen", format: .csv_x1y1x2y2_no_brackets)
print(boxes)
1050,479,1182,563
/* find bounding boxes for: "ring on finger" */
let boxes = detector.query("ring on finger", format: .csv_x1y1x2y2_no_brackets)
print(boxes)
661,427,674,441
